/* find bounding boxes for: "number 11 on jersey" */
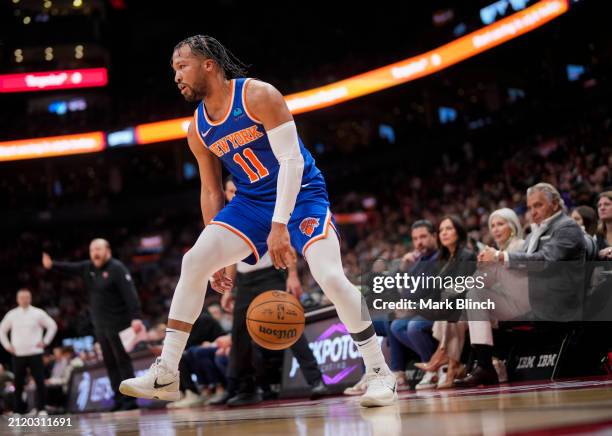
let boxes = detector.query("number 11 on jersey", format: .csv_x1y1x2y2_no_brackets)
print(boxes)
233,147,269,183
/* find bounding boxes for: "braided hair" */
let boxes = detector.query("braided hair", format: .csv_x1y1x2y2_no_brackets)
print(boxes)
174,35,248,79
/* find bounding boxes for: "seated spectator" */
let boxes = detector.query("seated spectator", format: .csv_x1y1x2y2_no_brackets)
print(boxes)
209,334,231,404
571,205,599,261
414,215,477,389
45,346,83,412
456,183,585,387
389,220,440,389
571,206,598,237
206,303,232,333
0,363,15,413
597,191,612,258
453,208,527,387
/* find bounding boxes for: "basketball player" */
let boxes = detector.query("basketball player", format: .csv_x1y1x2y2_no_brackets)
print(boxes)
220,177,329,406
120,35,397,407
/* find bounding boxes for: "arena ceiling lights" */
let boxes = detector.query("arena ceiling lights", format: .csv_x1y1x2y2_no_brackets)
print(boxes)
0,0,568,161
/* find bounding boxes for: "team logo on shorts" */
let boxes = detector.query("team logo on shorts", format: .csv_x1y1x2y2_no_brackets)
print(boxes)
299,217,320,237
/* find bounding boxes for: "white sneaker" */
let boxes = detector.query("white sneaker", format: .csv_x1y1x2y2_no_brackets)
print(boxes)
119,357,180,401
415,370,438,390
359,370,398,407
167,389,205,409
37,410,48,416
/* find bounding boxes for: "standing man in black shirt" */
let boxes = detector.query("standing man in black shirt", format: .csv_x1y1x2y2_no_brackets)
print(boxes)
42,238,143,411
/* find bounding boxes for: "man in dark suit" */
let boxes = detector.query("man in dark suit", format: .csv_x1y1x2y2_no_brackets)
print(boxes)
42,239,143,411
456,183,586,387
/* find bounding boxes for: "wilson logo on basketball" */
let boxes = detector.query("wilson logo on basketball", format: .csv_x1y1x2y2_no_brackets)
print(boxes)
259,325,297,339
299,217,320,237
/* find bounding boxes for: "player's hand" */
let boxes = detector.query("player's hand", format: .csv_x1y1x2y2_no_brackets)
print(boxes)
42,252,53,270
131,319,144,333
221,292,235,313
211,268,233,294
267,222,296,270
6,345,15,355
36,341,45,349
286,273,303,300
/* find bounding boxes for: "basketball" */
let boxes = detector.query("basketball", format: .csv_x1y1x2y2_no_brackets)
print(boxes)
246,290,305,350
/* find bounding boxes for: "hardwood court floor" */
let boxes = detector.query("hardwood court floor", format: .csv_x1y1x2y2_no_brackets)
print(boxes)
4,377,612,435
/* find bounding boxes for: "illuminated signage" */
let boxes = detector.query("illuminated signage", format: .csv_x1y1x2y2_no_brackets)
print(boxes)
281,315,388,395
48,98,87,115
0,68,108,93
0,132,105,161
134,117,191,145
481,0,531,25
107,128,136,147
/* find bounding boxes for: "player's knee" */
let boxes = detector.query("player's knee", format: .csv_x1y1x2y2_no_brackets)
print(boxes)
316,271,348,297
181,247,205,273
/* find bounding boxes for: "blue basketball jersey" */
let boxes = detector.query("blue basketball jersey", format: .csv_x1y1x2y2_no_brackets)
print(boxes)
193,78,323,201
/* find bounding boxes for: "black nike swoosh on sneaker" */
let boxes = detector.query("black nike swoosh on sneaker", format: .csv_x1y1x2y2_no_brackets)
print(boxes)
154,378,174,389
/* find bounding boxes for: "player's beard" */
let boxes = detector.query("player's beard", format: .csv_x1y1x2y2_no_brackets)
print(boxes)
183,78,207,102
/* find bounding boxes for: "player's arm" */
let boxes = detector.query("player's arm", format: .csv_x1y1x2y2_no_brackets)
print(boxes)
187,121,224,225
246,80,304,269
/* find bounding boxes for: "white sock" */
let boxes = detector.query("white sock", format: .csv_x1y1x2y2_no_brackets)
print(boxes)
356,335,390,375
160,329,189,372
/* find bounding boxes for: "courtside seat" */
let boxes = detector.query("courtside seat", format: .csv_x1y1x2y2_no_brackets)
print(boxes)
495,319,609,381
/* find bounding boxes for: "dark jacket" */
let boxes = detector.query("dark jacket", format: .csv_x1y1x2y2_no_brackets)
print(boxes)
53,258,142,332
414,247,477,321
508,213,586,321
438,247,478,279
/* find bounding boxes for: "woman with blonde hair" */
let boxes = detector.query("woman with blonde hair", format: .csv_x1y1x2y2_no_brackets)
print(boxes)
455,208,530,388
487,208,524,252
